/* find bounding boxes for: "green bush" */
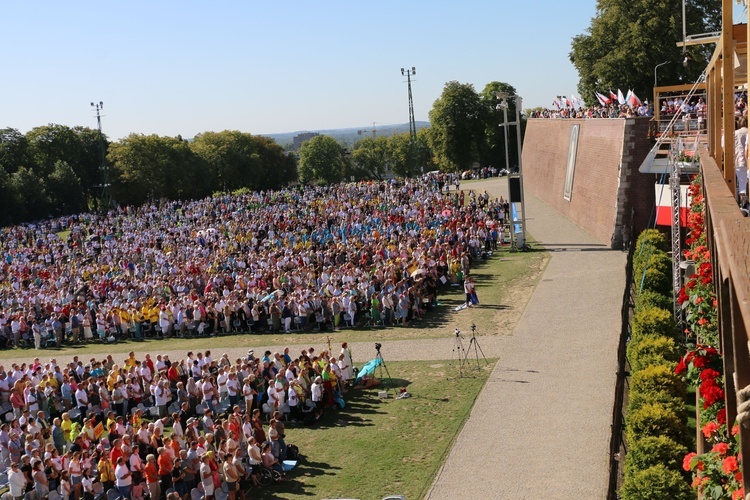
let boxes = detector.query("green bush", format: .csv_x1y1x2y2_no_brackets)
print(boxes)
634,289,673,313
631,306,679,343
630,365,685,400
634,250,672,297
626,402,689,446
627,337,680,373
624,436,688,475
620,464,692,500
635,228,669,254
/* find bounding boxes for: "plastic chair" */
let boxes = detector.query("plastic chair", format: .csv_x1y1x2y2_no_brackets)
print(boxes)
190,488,203,500
105,488,122,500
0,472,8,488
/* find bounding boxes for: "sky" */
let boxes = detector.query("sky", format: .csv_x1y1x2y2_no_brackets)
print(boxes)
1,0,598,140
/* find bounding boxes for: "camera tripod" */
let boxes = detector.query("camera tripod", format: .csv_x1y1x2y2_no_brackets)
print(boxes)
461,324,488,375
450,328,468,377
375,343,394,395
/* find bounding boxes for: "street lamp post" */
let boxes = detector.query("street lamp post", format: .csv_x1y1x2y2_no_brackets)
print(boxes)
654,61,670,88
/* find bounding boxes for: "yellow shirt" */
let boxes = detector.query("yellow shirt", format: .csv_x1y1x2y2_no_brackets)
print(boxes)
61,419,72,441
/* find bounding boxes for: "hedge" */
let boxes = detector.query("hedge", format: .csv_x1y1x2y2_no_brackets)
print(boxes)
634,251,672,297
634,228,669,254
631,306,679,343
626,402,689,447
627,365,687,416
619,464,693,500
634,289,673,313
627,336,680,373
624,436,688,476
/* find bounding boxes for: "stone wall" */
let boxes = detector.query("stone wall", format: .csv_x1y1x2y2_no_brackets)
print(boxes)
521,117,655,248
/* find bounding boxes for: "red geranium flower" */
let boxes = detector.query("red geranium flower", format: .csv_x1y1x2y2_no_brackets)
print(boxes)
675,358,687,375
717,408,727,425
703,421,720,438
732,425,740,436
700,369,721,382
711,442,729,455
723,456,739,474
694,356,709,368
733,488,745,500
683,452,697,471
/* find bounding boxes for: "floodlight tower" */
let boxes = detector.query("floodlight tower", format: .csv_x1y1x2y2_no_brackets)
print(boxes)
401,67,419,174
91,101,111,210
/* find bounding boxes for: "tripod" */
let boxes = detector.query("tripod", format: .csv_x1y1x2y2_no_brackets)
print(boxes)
461,323,488,372
450,328,468,377
375,343,394,396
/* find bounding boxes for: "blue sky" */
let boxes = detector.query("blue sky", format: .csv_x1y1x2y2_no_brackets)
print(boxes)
1,0,598,140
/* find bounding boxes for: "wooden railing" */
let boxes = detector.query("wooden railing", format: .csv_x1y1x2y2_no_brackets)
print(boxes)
699,148,750,490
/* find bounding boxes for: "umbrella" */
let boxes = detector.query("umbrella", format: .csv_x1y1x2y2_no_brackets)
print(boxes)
441,209,452,216
355,357,383,383
261,290,283,302
410,268,427,278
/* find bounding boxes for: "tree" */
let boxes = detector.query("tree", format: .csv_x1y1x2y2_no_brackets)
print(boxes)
190,130,262,192
480,81,519,170
351,136,389,180
0,128,31,174
298,135,347,185
108,134,204,206
252,135,298,190
9,166,49,221
47,160,85,215
0,168,21,225
428,81,484,171
26,124,83,177
570,0,721,105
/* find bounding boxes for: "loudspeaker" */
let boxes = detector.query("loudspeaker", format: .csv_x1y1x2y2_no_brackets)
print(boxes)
509,176,522,202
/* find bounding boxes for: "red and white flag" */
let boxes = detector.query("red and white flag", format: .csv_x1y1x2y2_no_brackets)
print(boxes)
628,90,642,107
617,89,626,105
595,92,608,106
609,90,618,103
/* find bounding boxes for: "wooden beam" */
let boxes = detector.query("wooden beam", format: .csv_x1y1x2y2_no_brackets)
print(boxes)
722,0,736,193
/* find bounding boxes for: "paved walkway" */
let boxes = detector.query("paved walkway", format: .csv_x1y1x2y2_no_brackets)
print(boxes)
426,178,626,499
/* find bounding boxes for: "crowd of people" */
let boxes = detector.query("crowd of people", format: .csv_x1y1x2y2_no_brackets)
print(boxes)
0,343,359,500
0,174,508,349
527,102,653,119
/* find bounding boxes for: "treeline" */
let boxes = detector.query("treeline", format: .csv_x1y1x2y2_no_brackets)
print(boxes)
0,126,297,225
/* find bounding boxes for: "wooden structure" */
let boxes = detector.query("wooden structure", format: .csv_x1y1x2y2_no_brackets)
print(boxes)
700,4,750,491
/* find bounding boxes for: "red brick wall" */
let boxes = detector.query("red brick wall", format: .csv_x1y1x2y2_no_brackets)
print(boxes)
522,118,654,247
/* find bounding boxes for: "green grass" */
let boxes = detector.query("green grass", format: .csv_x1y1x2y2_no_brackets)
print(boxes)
0,245,547,362
258,359,495,499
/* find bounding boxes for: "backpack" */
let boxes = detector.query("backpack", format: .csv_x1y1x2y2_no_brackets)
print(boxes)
286,444,300,460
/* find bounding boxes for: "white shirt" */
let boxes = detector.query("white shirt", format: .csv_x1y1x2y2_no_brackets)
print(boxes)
115,463,131,487
75,388,88,407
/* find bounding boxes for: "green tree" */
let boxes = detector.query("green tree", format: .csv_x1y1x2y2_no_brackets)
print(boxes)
0,128,31,174
298,135,347,185
190,130,261,192
480,81,519,169
416,128,436,173
570,0,720,105
428,81,484,171
0,168,21,225
351,136,389,180
109,134,204,206
9,166,49,220
47,160,85,215
245,135,297,190
26,124,82,177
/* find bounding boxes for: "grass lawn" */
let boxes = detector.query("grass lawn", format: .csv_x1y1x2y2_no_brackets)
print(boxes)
0,244,547,363
258,359,495,499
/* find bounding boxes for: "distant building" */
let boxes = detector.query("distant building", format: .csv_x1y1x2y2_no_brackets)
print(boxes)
292,132,319,150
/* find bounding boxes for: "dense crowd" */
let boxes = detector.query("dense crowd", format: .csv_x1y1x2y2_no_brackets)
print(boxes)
0,344,359,500
528,103,653,119
0,175,508,348
0,173,512,499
